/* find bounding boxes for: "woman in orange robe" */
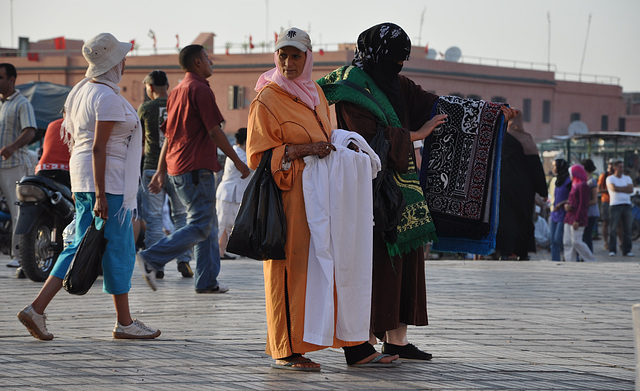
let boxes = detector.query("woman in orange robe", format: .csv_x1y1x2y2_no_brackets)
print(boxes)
247,27,398,371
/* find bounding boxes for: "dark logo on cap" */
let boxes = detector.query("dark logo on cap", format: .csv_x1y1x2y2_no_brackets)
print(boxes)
287,30,297,39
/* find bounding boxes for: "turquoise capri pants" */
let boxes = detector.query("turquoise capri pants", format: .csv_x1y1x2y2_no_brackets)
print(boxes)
51,192,135,295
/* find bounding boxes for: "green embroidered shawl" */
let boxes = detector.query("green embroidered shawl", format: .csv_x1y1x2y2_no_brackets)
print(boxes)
317,66,438,257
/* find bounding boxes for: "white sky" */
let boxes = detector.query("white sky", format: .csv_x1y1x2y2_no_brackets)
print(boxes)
2,0,639,91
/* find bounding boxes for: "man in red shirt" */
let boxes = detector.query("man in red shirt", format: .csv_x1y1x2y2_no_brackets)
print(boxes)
137,45,250,293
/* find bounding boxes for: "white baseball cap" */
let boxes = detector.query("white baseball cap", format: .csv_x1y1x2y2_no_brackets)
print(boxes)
275,27,312,52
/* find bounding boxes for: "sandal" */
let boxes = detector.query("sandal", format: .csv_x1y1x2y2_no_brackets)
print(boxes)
271,356,321,372
382,342,433,360
349,353,400,368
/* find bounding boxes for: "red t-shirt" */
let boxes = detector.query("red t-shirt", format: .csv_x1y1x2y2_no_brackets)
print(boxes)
163,72,224,176
36,118,70,172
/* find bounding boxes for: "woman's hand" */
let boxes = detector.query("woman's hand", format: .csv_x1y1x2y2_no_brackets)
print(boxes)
93,193,109,220
564,203,573,212
287,141,336,160
412,114,447,141
312,141,336,158
347,141,360,152
501,107,518,122
572,221,579,230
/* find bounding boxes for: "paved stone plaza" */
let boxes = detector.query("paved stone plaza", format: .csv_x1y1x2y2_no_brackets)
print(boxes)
0,247,637,390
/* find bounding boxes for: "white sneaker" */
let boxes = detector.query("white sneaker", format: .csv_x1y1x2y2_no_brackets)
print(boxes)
113,319,161,339
17,305,53,340
216,283,230,293
624,252,635,257
7,258,20,267
609,252,616,257
136,254,157,291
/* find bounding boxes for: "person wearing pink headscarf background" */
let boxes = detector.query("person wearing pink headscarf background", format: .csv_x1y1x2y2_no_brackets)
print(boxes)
563,164,597,262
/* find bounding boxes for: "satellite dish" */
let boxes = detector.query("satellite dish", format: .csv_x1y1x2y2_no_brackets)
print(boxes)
444,46,461,62
426,48,437,60
567,120,588,136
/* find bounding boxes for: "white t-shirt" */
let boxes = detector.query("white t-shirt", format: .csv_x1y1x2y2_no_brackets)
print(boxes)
606,174,633,206
67,83,139,195
216,145,250,204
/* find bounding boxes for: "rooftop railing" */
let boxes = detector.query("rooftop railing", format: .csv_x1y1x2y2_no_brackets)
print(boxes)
458,54,620,86
1,46,621,86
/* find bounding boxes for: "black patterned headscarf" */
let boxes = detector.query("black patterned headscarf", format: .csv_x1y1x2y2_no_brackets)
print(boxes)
352,23,411,121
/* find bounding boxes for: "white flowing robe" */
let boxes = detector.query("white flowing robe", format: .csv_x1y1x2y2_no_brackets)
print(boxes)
302,129,380,346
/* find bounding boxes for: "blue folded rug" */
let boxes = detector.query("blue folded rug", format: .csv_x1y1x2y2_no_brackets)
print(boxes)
420,96,507,254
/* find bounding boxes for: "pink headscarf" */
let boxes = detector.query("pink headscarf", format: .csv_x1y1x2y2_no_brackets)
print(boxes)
254,50,320,109
569,164,588,184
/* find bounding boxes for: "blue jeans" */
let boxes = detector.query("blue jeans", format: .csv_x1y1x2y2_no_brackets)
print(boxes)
140,169,220,290
549,219,565,261
609,204,632,255
140,169,192,270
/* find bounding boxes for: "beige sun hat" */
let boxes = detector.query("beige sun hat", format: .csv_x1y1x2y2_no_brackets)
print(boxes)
275,27,312,52
83,33,132,78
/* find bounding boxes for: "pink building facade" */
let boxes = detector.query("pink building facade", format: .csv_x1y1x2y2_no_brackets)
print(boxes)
5,43,633,143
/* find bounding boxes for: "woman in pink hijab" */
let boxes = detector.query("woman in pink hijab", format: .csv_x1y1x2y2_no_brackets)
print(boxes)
563,164,597,262
247,27,397,371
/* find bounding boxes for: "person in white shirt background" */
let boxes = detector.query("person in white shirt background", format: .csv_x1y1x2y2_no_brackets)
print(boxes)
216,127,251,260
606,159,634,257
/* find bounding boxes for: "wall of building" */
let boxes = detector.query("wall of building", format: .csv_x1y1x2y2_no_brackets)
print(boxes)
404,57,559,139
5,47,626,142
553,81,624,134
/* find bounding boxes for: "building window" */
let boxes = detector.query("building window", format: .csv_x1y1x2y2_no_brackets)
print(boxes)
227,85,245,110
522,98,531,122
619,117,626,132
491,96,507,103
542,100,551,123
601,115,609,131
570,112,581,122
466,94,481,100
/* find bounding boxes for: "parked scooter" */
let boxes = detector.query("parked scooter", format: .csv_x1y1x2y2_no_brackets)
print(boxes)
0,192,12,255
14,175,74,282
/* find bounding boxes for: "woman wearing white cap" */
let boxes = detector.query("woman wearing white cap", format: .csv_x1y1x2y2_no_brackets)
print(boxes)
17,33,160,340
248,27,398,371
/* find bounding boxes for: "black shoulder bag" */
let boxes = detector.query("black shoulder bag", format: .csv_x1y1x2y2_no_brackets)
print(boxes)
227,149,287,260
63,217,107,295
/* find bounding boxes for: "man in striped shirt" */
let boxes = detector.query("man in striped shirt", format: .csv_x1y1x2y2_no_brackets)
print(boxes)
0,63,37,265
